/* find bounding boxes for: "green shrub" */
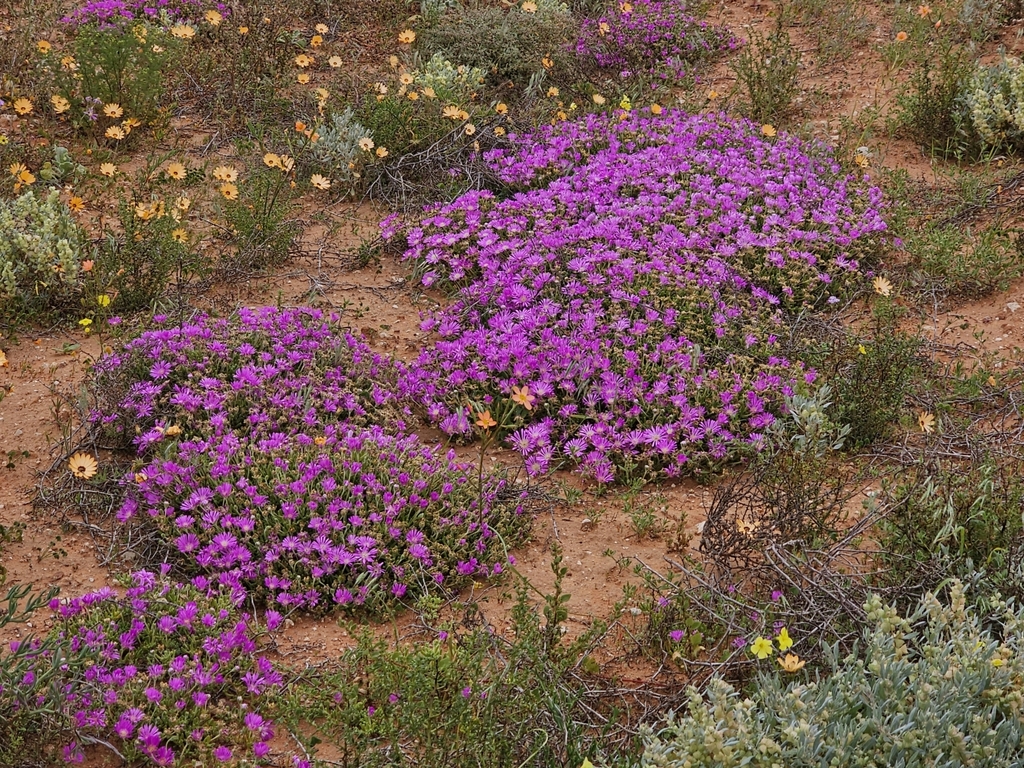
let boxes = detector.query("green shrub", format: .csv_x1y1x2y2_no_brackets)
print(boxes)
418,1,577,89
896,41,974,157
172,4,297,127
730,24,801,122
221,168,300,272
43,22,182,136
358,54,493,157
0,585,64,766
817,300,920,448
907,223,1024,297
0,189,93,324
282,554,626,768
98,195,207,312
878,454,1024,599
642,582,1024,768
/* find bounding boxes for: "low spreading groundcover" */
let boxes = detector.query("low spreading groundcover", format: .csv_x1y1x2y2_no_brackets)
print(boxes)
391,108,888,482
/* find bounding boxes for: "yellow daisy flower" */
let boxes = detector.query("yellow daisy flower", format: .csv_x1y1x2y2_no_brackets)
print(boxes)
103,103,124,118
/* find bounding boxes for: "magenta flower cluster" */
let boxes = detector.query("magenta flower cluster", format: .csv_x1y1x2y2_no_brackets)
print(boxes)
574,0,738,82
391,109,887,482
62,0,227,27
91,308,526,611
14,571,282,765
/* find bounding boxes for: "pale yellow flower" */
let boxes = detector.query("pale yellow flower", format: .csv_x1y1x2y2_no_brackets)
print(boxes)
105,125,126,140
778,653,806,673
166,162,187,180
329,55,343,68
872,276,892,296
375,146,389,158
51,95,71,114
205,9,222,25
918,411,936,434
310,173,331,190
761,124,777,137
315,23,329,34
103,103,124,118
521,1,538,11
212,165,237,182
295,53,314,68
37,40,52,53
170,24,196,39
397,29,416,44
219,182,239,200
13,98,33,115
99,162,118,178
358,137,374,151
69,452,98,479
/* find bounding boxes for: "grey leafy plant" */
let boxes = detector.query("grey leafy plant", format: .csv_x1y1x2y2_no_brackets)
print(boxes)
642,581,1024,768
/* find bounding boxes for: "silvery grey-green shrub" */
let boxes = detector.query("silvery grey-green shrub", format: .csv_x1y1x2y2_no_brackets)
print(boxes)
643,582,1024,768
1,189,91,318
